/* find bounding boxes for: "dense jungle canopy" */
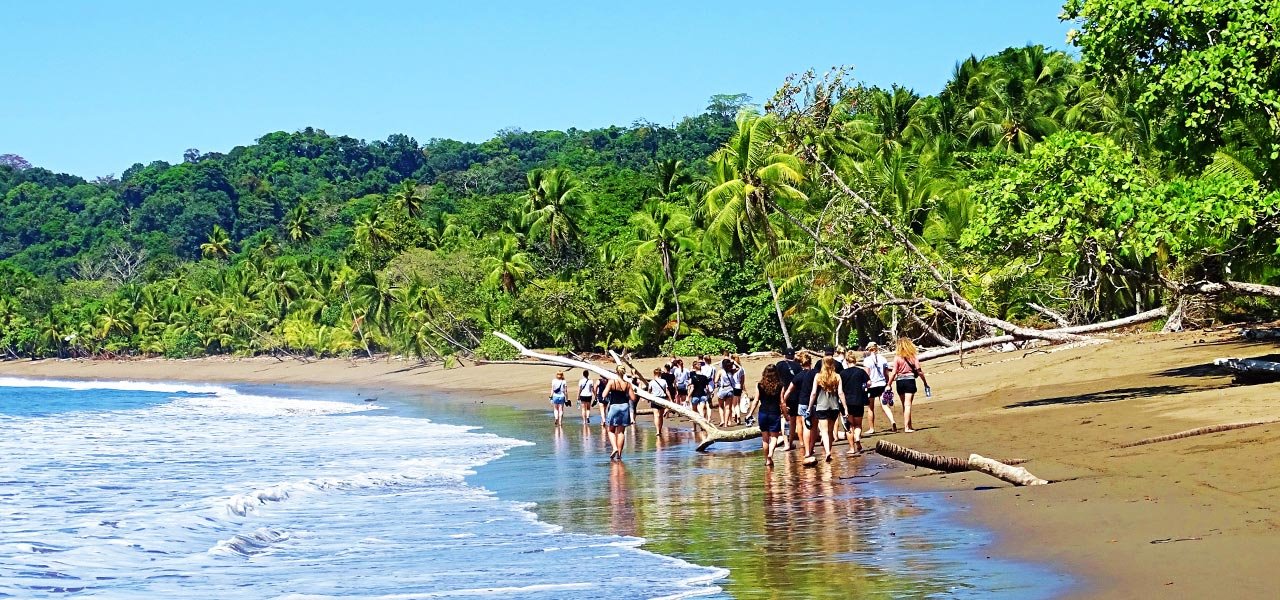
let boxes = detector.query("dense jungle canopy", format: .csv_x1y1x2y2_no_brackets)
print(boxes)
1,0,1278,361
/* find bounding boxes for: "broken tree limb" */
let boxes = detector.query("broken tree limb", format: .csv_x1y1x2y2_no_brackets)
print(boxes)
917,306,1169,361
609,350,649,386
907,311,957,346
967,454,1049,486
492,332,759,450
1119,421,1276,448
875,441,1048,486
1028,303,1071,328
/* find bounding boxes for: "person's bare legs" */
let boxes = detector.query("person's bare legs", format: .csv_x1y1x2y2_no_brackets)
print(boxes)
761,431,776,466
553,403,563,426
819,418,835,460
783,414,797,450
653,405,664,434
863,400,875,435
880,396,897,431
903,393,916,432
846,416,864,454
580,400,590,424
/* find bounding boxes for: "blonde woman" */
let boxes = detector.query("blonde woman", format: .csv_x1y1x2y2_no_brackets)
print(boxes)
886,338,930,433
603,365,638,460
550,371,568,426
806,358,847,464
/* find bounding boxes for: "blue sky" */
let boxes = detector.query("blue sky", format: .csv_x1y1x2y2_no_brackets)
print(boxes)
1,1,1073,178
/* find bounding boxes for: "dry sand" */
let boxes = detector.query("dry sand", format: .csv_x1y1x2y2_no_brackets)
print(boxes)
3,328,1278,598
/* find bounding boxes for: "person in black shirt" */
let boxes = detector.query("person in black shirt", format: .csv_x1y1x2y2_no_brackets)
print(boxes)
756,364,785,466
783,354,817,454
688,361,712,421
823,346,844,373
775,348,803,389
839,350,871,454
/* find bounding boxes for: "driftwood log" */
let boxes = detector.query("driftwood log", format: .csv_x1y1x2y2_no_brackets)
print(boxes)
492,332,760,450
1119,421,1275,448
918,307,1169,361
875,441,1048,486
1214,357,1280,381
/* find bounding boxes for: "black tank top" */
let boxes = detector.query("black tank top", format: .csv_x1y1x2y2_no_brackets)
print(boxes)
757,383,782,416
606,384,630,405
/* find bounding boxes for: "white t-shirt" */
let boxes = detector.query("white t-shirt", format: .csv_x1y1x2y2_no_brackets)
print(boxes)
577,376,592,397
864,353,890,387
551,379,567,395
648,378,668,398
700,364,715,379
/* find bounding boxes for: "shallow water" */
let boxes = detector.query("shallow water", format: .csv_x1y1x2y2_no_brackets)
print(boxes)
434,399,1070,599
0,378,724,599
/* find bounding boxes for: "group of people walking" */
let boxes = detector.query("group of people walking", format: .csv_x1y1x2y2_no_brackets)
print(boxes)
548,339,930,464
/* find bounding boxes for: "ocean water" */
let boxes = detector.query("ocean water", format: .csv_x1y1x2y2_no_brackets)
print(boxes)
0,378,726,599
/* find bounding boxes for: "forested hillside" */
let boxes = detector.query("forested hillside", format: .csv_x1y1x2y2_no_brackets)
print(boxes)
2,0,1278,361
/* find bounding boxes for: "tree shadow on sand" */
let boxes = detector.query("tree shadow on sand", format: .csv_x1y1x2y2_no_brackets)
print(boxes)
1003,384,1199,409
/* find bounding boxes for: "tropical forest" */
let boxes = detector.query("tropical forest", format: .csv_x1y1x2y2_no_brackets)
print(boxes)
2,0,1278,362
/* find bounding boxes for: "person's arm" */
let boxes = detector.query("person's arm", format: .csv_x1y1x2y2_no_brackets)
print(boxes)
917,362,929,388
808,381,818,410
886,359,897,388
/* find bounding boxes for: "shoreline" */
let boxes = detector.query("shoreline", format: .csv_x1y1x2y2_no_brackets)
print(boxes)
3,328,1279,597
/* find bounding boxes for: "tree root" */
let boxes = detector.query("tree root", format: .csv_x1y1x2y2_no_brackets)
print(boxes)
1118,421,1276,448
875,441,1048,486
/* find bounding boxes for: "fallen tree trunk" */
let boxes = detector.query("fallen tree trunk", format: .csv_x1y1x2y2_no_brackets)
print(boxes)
875,441,1048,486
1184,280,1280,299
1119,421,1275,448
1242,328,1280,341
492,332,759,450
879,298,1092,346
1214,357,1280,381
918,306,1169,361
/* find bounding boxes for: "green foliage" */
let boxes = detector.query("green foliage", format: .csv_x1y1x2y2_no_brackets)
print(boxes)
664,334,736,357
475,334,521,361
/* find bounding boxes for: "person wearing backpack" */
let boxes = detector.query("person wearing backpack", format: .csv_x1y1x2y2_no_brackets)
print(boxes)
886,338,931,433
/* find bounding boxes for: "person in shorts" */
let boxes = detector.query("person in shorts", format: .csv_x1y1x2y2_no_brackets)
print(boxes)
862,342,895,433
576,369,595,424
689,361,712,421
839,350,871,454
756,364,785,466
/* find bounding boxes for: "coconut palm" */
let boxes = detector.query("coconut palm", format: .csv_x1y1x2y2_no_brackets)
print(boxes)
630,199,696,342
523,168,585,252
200,225,232,259
392,180,427,219
286,203,315,243
966,45,1076,153
354,205,393,255
482,235,534,294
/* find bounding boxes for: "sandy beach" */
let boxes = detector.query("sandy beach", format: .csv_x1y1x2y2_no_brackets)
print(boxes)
3,328,1278,598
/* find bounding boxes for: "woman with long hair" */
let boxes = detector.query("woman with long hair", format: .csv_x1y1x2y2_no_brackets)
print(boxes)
603,365,637,460
886,338,929,433
806,358,847,464
756,364,785,466
549,371,568,426
576,369,594,424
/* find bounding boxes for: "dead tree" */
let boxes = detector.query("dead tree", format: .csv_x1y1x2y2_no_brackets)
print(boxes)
875,441,1048,486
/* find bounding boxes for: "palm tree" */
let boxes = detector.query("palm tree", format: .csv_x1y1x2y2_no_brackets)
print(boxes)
966,46,1076,153
354,205,393,256
392,180,427,219
482,236,533,294
702,112,807,258
630,199,696,342
701,111,806,346
286,202,315,243
200,225,232,259
523,168,585,252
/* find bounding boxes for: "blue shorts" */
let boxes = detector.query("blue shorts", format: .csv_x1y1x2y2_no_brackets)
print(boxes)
758,412,782,433
550,393,566,405
797,404,810,419
605,403,632,427
690,395,708,406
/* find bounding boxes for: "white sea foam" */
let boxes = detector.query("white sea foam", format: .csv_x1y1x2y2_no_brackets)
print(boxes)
0,379,726,599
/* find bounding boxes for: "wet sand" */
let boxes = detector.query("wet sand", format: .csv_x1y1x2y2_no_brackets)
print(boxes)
3,328,1279,598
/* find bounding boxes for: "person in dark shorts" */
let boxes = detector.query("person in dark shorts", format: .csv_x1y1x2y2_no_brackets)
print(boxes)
887,338,930,433
755,364,785,466
806,358,847,464
783,354,817,454
839,350,871,454
576,370,595,424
